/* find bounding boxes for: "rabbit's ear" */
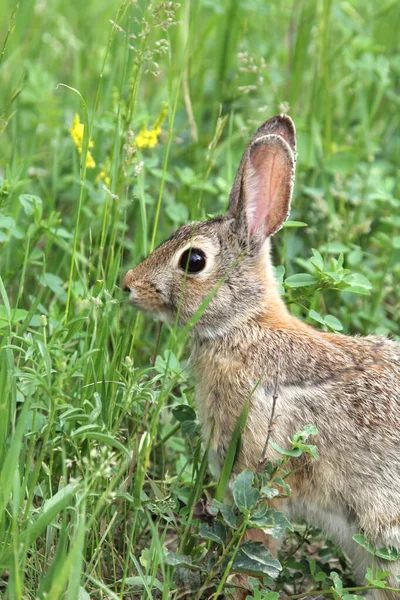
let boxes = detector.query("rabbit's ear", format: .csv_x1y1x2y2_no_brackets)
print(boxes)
228,115,296,241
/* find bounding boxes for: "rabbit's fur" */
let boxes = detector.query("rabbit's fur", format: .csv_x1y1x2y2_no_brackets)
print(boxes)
123,115,400,598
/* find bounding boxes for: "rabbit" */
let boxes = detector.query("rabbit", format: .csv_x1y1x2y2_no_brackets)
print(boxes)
123,115,400,599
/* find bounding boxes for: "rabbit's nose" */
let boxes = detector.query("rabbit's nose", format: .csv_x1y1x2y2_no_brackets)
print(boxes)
122,272,132,292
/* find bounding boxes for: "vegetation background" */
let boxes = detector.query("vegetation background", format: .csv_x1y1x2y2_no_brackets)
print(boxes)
1,0,399,598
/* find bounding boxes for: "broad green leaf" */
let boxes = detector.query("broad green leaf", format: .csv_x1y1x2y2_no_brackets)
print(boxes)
344,285,371,296
164,552,203,571
330,571,343,594
39,273,65,296
344,273,373,290
269,439,302,457
263,593,279,600
232,470,259,513
250,505,293,535
259,486,279,499
181,420,199,438
0,307,28,328
375,546,400,561
212,500,238,529
292,442,318,460
324,315,343,331
352,533,376,555
285,273,317,288
365,567,390,587
172,404,196,422
199,522,226,544
19,194,43,217
230,541,282,578
320,242,349,254
124,576,163,592
155,350,181,376
310,248,324,271
308,310,325,325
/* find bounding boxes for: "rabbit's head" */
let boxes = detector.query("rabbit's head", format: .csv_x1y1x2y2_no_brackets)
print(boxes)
123,115,296,339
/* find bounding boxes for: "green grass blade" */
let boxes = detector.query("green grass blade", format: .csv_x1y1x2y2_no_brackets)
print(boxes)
215,399,250,502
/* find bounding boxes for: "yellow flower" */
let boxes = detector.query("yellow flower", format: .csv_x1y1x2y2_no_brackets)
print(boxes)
96,158,111,187
135,103,168,150
69,114,96,168
135,128,159,150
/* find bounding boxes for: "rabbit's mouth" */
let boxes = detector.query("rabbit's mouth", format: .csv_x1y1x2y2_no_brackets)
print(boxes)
124,284,174,323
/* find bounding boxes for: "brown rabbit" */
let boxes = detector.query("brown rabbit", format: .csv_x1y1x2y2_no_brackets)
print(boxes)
123,115,400,599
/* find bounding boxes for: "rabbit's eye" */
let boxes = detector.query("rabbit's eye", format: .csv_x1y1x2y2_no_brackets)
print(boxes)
179,248,206,273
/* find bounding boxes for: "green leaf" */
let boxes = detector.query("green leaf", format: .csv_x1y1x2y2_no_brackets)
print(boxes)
259,486,279,499
124,576,163,592
155,350,181,376
330,571,343,594
0,307,28,329
310,248,324,271
212,500,238,529
181,420,199,438
165,202,189,225
250,505,293,536
273,265,285,282
344,273,373,290
230,541,282,578
352,533,376,555
343,285,371,296
293,424,318,440
232,470,259,513
164,552,202,571
365,567,390,587
198,522,226,544
19,194,43,218
324,315,343,332
292,442,319,460
269,439,302,457
172,404,196,422
263,593,279,600
39,273,65,296
283,220,308,228
320,242,349,254
375,546,400,561
285,273,317,288
308,310,325,325
270,477,291,496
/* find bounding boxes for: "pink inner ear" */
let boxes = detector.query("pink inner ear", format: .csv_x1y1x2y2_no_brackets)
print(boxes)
245,140,293,237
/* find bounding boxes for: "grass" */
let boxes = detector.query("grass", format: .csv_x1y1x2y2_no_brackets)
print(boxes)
1,0,400,598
